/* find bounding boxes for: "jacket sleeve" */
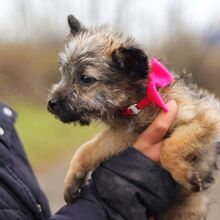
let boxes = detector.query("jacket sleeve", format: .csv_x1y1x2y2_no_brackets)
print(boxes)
50,147,180,220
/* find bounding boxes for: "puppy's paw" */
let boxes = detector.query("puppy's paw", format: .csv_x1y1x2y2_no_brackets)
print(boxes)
162,160,204,192
64,171,86,203
186,168,203,192
63,184,81,204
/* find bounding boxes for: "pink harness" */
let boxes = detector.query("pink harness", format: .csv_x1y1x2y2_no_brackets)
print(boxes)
120,58,173,116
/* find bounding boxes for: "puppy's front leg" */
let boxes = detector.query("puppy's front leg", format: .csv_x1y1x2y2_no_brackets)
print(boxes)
64,138,100,203
64,127,134,203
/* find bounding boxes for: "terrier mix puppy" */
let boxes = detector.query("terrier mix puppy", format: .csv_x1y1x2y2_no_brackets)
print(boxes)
48,15,220,219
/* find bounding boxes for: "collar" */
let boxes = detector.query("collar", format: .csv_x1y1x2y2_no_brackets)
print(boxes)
120,58,173,116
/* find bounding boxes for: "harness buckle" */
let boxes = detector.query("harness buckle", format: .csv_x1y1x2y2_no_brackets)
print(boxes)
128,104,141,115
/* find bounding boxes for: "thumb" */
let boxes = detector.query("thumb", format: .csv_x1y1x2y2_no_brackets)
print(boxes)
138,100,177,145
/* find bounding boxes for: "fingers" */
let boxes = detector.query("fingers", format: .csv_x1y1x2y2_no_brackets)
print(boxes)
133,100,177,163
138,100,177,145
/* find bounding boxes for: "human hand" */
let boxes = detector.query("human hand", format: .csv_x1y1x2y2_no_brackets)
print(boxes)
133,100,177,164
133,100,177,220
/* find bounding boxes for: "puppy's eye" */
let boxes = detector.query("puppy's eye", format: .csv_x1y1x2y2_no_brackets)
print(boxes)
79,75,95,85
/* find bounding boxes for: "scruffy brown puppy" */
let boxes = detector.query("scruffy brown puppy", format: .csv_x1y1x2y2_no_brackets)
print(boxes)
48,15,220,220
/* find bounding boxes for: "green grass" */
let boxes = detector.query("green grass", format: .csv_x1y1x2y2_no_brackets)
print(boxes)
11,102,102,171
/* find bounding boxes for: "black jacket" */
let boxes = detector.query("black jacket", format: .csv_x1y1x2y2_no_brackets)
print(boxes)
0,102,180,220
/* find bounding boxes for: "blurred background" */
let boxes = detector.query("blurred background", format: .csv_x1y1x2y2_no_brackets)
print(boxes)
0,0,220,217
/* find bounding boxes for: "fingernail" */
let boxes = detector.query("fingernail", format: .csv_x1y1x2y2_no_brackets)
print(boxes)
168,99,175,105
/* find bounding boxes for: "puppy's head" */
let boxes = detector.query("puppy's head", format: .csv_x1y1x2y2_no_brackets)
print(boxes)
48,15,149,125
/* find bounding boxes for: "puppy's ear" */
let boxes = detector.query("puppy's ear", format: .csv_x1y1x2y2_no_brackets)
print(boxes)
112,47,149,79
67,15,85,35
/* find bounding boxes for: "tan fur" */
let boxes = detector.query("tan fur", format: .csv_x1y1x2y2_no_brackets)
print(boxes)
63,79,220,219
49,18,220,220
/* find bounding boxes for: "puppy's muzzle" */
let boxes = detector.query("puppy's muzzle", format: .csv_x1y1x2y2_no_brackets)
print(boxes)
47,98,81,123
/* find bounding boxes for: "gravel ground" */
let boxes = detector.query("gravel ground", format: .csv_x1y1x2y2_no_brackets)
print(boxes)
37,158,220,218
37,157,70,214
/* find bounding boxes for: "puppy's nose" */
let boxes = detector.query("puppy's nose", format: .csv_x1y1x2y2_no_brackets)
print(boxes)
48,98,60,112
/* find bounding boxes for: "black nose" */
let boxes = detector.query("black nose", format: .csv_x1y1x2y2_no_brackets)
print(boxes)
48,98,59,112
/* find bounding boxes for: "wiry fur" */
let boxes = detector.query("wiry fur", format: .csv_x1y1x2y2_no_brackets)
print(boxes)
48,15,220,220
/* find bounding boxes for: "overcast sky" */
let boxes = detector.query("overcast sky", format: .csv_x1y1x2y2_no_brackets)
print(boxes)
0,0,219,43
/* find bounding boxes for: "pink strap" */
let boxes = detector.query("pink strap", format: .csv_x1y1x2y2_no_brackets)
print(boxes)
120,58,173,116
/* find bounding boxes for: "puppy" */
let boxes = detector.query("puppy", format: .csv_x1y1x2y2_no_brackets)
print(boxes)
48,15,220,219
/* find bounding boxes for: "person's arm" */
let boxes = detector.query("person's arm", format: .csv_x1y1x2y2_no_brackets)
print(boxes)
50,100,180,220
0,103,51,220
